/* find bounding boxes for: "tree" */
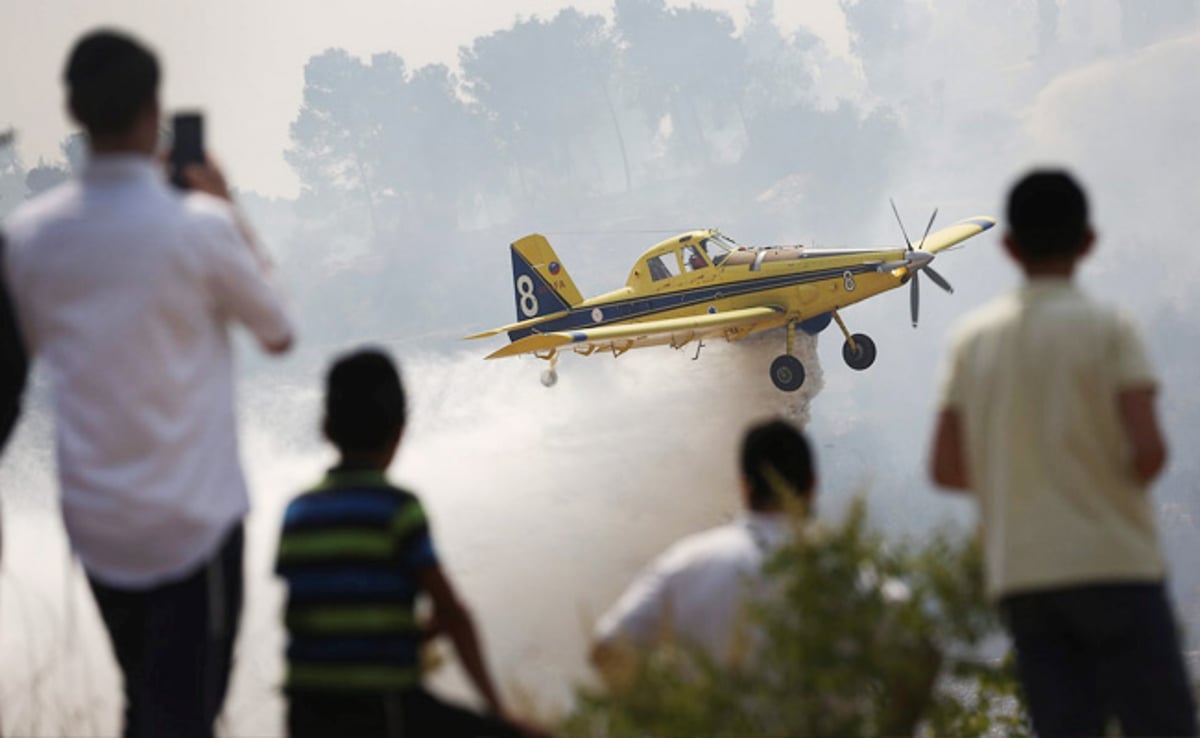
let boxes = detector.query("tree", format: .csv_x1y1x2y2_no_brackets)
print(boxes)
0,129,25,220
614,0,748,169
25,160,70,197
286,49,391,238
287,49,500,235
564,499,1028,737
742,0,821,118
461,9,628,201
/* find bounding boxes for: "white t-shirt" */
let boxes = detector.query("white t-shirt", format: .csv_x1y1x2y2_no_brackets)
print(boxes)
3,155,292,587
939,278,1163,599
594,512,791,664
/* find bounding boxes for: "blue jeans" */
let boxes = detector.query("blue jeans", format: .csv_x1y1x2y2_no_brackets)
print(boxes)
1002,582,1197,737
88,523,244,738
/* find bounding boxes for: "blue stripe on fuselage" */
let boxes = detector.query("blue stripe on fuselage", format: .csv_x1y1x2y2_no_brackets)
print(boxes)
507,262,878,341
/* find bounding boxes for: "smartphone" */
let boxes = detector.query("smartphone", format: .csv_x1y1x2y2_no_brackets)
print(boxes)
169,112,205,189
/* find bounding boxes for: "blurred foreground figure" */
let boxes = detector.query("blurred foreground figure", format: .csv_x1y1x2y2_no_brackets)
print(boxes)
276,348,548,738
0,29,293,737
930,170,1196,737
591,418,815,681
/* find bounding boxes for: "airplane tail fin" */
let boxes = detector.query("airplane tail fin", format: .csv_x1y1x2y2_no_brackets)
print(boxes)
509,234,584,321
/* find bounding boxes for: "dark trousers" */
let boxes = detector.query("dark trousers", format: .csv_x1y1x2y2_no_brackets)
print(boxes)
88,523,244,738
1002,582,1198,738
287,688,522,738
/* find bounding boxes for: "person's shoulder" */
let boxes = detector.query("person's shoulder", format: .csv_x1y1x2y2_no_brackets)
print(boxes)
388,485,432,526
658,521,750,571
1076,291,1129,325
3,182,83,246
944,292,1021,354
316,481,426,512
1040,288,1135,342
959,292,1020,333
180,192,240,239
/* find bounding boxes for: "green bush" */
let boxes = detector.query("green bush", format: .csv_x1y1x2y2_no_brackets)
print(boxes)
564,499,1029,737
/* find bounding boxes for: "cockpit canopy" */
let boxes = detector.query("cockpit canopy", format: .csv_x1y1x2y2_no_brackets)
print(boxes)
630,231,740,286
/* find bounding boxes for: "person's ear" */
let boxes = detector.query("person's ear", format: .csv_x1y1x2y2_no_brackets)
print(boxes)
1079,226,1096,257
1002,231,1022,265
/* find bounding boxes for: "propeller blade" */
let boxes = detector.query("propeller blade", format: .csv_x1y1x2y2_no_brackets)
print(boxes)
924,265,954,294
890,198,914,251
916,208,939,251
910,273,920,328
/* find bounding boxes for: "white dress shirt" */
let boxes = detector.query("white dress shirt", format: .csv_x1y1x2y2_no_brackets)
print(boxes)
594,511,792,663
3,154,291,587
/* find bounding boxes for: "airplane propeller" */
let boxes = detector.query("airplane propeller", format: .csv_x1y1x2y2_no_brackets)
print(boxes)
890,199,955,327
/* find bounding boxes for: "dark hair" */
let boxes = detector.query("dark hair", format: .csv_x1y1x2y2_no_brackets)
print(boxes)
324,348,407,453
64,30,160,137
740,419,815,511
1006,170,1090,260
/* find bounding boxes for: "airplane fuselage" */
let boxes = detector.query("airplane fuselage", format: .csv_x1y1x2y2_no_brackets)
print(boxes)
509,236,909,348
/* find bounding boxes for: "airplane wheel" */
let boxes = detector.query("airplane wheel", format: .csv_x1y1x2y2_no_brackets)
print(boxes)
770,355,806,392
540,369,558,388
842,333,877,371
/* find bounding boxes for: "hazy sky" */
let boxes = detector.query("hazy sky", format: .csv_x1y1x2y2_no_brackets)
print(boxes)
0,0,850,197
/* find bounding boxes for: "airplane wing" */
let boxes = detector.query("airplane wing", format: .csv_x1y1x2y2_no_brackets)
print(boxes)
922,216,996,254
485,306,787,359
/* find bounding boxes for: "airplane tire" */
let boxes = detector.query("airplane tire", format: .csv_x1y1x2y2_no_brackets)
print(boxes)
842,333,877,371
770,355,806,392
540,369,558,388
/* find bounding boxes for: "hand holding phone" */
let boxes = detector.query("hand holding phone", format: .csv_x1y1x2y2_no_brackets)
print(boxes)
169,112,204,189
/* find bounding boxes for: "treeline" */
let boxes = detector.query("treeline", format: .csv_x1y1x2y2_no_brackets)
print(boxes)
272,0,912,344
283,0,903,240
6,0,1193,348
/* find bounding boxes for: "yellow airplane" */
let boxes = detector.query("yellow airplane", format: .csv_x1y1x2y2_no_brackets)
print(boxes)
467,209,995,391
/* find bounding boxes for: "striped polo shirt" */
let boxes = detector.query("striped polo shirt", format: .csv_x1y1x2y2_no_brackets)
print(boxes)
276,468,437,692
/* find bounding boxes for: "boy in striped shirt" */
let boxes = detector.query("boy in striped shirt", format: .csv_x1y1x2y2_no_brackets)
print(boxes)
276,348,542,737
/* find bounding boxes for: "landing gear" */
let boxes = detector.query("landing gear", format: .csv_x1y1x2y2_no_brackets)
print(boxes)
770,355,805,391
842,334,876,370
833,310,877,371
537,350,559,388
770,321,807,392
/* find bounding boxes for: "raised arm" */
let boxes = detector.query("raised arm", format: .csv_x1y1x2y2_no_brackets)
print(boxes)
186,161,294,354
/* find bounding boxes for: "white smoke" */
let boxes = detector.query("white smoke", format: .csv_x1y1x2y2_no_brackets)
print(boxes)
0,334,823,734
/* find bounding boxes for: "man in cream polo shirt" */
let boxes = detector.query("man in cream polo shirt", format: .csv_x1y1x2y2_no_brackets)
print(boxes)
0,30,292,736
930,170,1195,737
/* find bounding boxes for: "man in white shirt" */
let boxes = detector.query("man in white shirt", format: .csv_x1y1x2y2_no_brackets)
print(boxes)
0,30,292,737
591,419,813,680
930,170,1195,737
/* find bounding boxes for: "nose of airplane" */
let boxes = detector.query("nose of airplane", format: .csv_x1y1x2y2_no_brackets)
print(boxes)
906,250,933,270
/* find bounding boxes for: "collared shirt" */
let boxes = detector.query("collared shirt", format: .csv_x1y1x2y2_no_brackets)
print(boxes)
275,468,438,692
594,512,792,664
939,277,1164,598
2,154,291,587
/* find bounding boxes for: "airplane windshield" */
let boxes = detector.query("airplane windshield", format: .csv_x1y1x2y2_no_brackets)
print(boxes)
699,236,735,266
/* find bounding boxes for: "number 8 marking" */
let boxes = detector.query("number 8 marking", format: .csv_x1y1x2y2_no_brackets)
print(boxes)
517,274,539,317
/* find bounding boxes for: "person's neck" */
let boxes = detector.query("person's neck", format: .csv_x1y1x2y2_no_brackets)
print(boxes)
1022,258,1077,280
88,133,154,157
747,504,806,519
334,450,393,472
